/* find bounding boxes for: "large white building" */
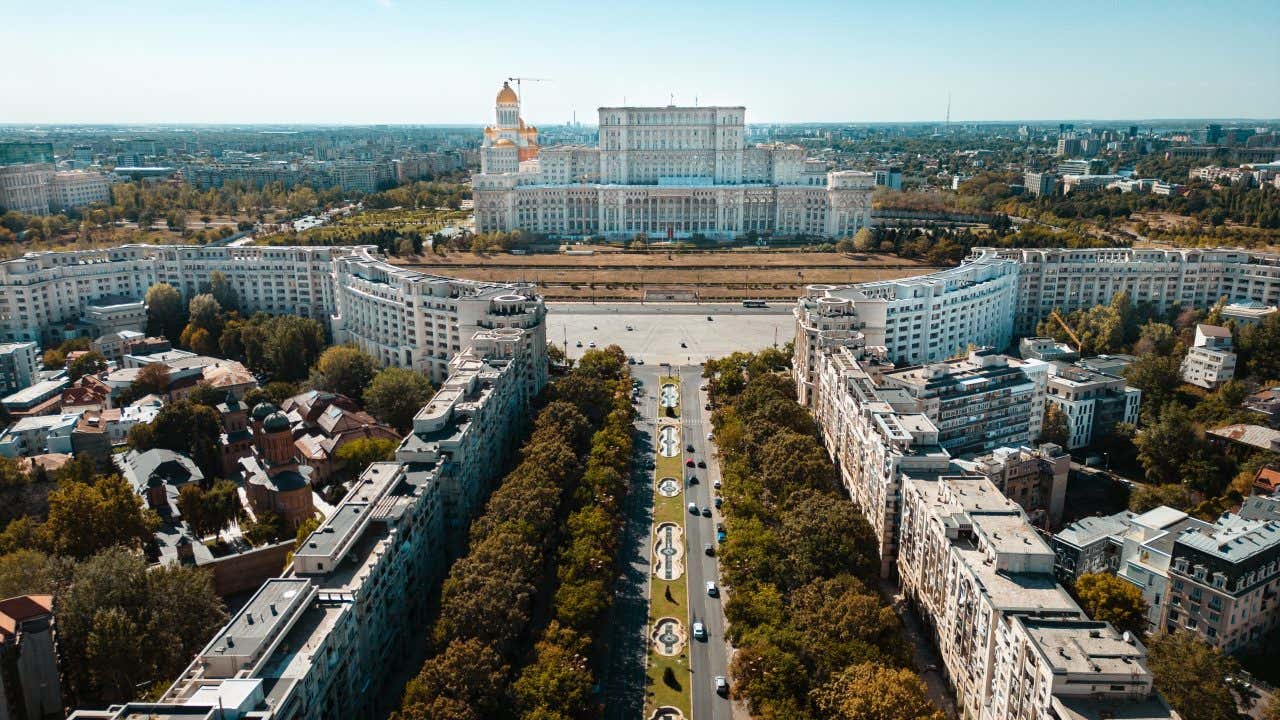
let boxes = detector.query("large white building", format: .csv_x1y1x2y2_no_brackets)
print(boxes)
0,244,547,386
795,246,1280,405
1180,323,1237,389
472,82,874,240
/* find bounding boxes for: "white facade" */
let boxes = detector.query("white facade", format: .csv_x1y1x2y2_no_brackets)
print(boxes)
1045,362,1141,450
49,171,111,209
0,164,54,216
795,247,1280,403
1181,323,1236,389
0,244,547,387
0,342,39,395
473,83,873,240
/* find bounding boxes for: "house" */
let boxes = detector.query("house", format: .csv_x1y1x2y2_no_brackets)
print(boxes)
1244,386,1280,426
1,379,70,418
0,413,82,457
114,448,204,516
1207,423,1280,455
60,374,113,414
91,329,145,363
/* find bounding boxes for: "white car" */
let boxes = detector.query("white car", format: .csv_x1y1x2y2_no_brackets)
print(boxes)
692,621,706,640
714,676,729,696
706,432,713,440
588,341,597,348
706,581,718,597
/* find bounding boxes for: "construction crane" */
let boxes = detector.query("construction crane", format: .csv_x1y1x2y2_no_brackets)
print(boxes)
506,77,552,107
1048,309,1084,353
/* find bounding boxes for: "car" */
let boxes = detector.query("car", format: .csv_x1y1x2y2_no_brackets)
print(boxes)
575,341,583,348
699,384,708,391
706,581,718,597
688,503,698,514
717,530,726,543
686,444,695,452
692,621,706,640
716,522,725,532
714,496,723,508
713,479,722,489
680,341,687,348
626,325,633,331
697,460,706,468
687,475,698,485
704,403,712,410
685,459,695,468
706,432,713,440
702,506,712,517
706,316,713,321
714,676,728,696
588,341,597,348
637,359,645,365
703,543,714,556
627,357,636,365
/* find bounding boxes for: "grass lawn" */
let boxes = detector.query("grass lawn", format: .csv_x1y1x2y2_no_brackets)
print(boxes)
645,375,692,718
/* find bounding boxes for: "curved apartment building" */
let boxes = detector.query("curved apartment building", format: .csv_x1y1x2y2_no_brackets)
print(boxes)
795,246,1280,406
0,244,546,387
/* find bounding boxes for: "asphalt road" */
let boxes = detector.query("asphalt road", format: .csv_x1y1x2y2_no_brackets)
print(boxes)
677,365,735,720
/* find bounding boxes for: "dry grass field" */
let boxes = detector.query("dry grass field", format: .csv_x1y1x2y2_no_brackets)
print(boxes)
393,249,941,301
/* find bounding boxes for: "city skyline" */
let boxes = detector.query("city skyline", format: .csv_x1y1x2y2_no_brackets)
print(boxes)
4,0,1278,125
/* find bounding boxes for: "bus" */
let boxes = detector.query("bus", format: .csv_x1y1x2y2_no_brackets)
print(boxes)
741,300,768,308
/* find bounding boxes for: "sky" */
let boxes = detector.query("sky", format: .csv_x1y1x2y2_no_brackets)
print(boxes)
2,0,1277,125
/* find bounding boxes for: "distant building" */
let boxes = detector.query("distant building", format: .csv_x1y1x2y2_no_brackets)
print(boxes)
953,443,1070,528
0,412,82,458
0,342,39,395
0,594,64,720
1181,323,1236,389
874,166,903,191
1057,158,1107,176
1023,171,1057,197
49,171,111,210
1222,300,1278,326
0,143,54,216
1,379,71,418
1046,361,1141,450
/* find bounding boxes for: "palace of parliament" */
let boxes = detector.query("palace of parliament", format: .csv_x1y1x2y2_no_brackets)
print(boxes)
472,82,874,240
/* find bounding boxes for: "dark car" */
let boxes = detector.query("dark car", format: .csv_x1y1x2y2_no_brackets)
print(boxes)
704,543,714,556
717,530,726,543
696,460,706,468
707,316,713,321
687,475,698,485
686,444,695,452
716,522,725,532
714,496,723,508
701,507,712,517
685,459,695,468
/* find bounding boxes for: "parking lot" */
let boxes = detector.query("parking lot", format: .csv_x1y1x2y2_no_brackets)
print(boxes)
547,302,795,365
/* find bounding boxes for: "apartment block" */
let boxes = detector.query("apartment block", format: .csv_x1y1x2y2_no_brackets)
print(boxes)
953,444,1070,528
69,328,541,720
1045,361,1141,450
1181,323,1236,389
0,341,39,395
897,475,1174,720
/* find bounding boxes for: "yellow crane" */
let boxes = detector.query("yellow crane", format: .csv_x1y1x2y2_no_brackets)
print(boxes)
1048,309,1084,353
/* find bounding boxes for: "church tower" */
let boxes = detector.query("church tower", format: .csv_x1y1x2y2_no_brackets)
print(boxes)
481,81,539,174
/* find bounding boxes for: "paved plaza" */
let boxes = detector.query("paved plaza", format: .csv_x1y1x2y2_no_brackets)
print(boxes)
547,302,794,365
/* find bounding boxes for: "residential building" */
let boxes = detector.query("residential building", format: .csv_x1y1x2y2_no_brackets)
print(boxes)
953,444,1070,528
90,329,145,362
69,327,541,720
1023,171,1057,198
1182,323,1237,389
874,166,903,191
1244,386,1280,425
472,82,874,239
1045,361,1142,450
0,342,39,395
1207,423,1280,454
897,475,1174,720
0,594,63,720
0,244,547,387
1057,158,1107,175
1017,336,1077,363
0,412,82,457
0,143,55,216
0,379,69,418
81,295,147,337
278,391,399,483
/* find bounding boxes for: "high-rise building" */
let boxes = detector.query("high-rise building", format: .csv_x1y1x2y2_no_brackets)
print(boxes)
0,342,39,395
1045,361,1142,449
473,82,874,239
0,142,54,215
1024,171,1057,197
1181,323,1237,389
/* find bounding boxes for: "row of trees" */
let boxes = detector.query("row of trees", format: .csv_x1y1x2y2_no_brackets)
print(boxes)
397,347,631,720
703,351,942,720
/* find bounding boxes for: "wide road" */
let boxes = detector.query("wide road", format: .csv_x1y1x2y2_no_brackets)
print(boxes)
677,365,734,720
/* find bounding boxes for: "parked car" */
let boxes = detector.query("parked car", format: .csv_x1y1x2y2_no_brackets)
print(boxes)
688,503,698,514
714,496,723,508
685,459,695,468
717,530,726,543
688,475,698,485
706,432,713,440
701,506,712,517
703,543,714,556
706,581,718,597
575,341,583,348
713,479,722,489
686,444,695,452
692,621,706,640
626,325,633,331
680,342,687,348
714,676,729,696
706,316,713,321
627,357,636,365
716,522,725,532
588,341,597,348
704,403,712,410
637,359,645,365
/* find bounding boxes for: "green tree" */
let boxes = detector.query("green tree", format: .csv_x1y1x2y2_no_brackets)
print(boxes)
177,479,239,539
1073,572,1148,639
132,362,171,398
0,549,69,599
241,511,287,546
364,366,433,430
308,345,378,400
852,227,876,252
1128,483,1194,513
145,283,185,341
42,475,158,559
1039,403,1070,447
67,351,107,380
1133,403,1203,485
187,293,223,333
810,663,945,720
1124,352,1185,419
207,270,238,311
334,437,397,473
1146,631,1239,720
400,638,510,720
132,400,223,477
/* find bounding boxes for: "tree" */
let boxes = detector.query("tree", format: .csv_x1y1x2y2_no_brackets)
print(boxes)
1039,403,1070,447
133,400,223,477
852,227,876,252
177,479,239,539
241,511,287,546
42,348,65,370
810,663,944,720
1129,483,1194,513
334,437,397,472
1133,403,1203,485
0,549,69,599
400,638,510,720
67,351,107,380
132,362,171,398
179,325,216,355
1146,631,1239,720
1124,352,1185,419
207,270,238,311
1073,572,1148,639
42,475,158,559
308,345,378,400
363,367,433,430
187,293,223,333
145,283,185,341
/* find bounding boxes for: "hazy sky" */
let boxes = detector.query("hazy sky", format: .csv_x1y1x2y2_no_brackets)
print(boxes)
3,0,1277,124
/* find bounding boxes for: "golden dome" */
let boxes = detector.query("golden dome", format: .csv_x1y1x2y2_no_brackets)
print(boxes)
496,82,518,104
493,138,516,147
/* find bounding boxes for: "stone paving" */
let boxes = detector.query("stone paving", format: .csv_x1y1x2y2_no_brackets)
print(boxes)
653,522,685,581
